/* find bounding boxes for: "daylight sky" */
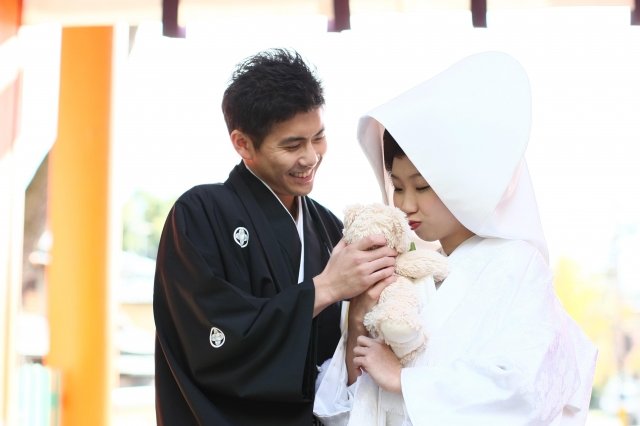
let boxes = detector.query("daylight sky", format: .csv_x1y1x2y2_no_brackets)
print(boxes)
115,7,640,275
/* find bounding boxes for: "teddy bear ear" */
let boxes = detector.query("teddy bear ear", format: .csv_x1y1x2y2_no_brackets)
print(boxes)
391,206,412,253
343,204,366,229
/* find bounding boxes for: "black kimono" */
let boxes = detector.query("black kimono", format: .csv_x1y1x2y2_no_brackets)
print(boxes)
154,161,344,425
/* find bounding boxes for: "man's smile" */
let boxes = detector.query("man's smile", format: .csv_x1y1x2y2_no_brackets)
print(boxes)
290,169,313,178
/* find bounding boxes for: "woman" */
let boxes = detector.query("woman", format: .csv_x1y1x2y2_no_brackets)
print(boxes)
314,52,597,425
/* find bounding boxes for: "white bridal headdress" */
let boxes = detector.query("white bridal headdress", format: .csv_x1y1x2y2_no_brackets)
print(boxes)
357,52,549,263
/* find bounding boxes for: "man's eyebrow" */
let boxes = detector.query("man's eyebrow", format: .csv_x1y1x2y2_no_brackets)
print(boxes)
279,136,306,144
278,128,325,144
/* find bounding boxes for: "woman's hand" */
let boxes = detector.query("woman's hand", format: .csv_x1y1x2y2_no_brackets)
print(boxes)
348,274,396,330
345,276,396,386
353,336,403,395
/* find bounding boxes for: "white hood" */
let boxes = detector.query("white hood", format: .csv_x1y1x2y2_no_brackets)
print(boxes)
357,52,549,263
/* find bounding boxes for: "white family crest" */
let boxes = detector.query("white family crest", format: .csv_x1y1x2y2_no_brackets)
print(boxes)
234,227,249,248
210,327,225,348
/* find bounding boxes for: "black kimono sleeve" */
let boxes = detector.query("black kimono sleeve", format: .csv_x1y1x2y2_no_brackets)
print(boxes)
154,191,320,425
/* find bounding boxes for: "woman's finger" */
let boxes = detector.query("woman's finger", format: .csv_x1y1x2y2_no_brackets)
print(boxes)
353,346,367,357
356,335,373,347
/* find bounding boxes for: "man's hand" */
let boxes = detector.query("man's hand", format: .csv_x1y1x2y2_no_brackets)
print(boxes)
312,235,397,317
353,336,403,395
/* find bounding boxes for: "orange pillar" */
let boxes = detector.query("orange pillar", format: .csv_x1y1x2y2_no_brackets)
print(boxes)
46,26,123,426
0,0,23,423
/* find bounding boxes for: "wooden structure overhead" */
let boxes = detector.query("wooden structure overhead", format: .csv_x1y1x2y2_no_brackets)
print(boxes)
18,0,638,26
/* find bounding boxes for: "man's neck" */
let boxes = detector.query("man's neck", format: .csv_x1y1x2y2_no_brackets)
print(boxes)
244,162,298,218
282,195,297,218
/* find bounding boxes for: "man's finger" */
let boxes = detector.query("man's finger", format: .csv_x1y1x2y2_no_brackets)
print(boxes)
360,246,398,264
366,275,396,299
367,267,396,287
366,256,396,274
372,274,397,290
353,234,387,251
332,238,347,254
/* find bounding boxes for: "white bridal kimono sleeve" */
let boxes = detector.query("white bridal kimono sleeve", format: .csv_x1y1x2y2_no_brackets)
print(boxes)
314,237,597,426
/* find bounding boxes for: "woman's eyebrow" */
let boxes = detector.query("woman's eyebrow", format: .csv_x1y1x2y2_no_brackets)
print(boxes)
390,173,423,180
409,173,423,179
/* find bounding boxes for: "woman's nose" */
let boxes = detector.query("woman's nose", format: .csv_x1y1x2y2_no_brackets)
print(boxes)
402,192,418,215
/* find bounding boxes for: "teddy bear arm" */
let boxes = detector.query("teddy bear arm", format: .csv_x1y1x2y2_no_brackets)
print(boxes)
395,250,450,280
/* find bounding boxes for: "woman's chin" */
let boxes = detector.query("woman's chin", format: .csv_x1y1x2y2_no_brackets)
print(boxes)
414,230,439,243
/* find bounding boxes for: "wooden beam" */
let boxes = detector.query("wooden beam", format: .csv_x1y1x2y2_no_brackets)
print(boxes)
329,0,350,32
471,0,487,28
162,0,184,38
45,26,123,426
632,0,640,25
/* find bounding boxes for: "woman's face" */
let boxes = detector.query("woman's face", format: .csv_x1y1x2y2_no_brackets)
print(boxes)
391,155,471,248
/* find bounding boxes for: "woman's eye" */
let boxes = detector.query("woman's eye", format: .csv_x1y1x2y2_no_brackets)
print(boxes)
393,187,404,193
417,186,430,191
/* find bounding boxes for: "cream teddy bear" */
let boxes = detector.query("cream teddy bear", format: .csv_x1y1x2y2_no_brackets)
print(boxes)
343,203,450,365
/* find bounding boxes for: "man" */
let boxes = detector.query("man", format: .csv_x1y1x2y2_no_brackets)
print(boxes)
154,49,397,425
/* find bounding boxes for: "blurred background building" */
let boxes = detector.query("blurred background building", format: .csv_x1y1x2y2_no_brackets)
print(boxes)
1,0,640,425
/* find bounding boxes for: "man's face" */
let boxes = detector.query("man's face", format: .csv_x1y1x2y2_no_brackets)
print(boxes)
245,108,326,200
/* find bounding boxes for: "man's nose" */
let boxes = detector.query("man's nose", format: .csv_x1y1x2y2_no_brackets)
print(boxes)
300,141,318,167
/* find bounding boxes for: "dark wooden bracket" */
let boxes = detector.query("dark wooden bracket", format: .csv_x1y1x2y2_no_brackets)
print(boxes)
471,0,487,28
329,0,351,32
162,0,185,38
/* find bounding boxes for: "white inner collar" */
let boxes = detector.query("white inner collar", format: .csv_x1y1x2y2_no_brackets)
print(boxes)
245,163,305,283
245,163,301,225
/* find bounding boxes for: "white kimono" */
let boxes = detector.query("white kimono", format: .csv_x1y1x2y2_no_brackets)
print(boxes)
314,236,597,425
315,52,598,426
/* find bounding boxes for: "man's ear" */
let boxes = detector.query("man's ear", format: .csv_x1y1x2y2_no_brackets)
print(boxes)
230,130,255,160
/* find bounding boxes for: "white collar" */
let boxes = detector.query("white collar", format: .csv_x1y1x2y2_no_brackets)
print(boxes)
244,162,301,225
245,162,305,283
444,235,484,269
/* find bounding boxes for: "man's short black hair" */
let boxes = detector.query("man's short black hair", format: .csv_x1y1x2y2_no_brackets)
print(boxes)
383,129,406,172
222,48,325,150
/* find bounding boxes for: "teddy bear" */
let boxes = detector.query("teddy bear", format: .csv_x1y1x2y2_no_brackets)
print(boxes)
343,203,450,365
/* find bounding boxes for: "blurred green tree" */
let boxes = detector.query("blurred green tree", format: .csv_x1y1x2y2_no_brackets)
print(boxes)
122,191,176,259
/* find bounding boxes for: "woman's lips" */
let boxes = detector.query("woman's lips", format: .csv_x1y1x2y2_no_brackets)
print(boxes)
409,221,421,231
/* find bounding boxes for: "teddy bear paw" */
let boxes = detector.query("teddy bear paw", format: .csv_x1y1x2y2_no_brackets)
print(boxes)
379,320,420,345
